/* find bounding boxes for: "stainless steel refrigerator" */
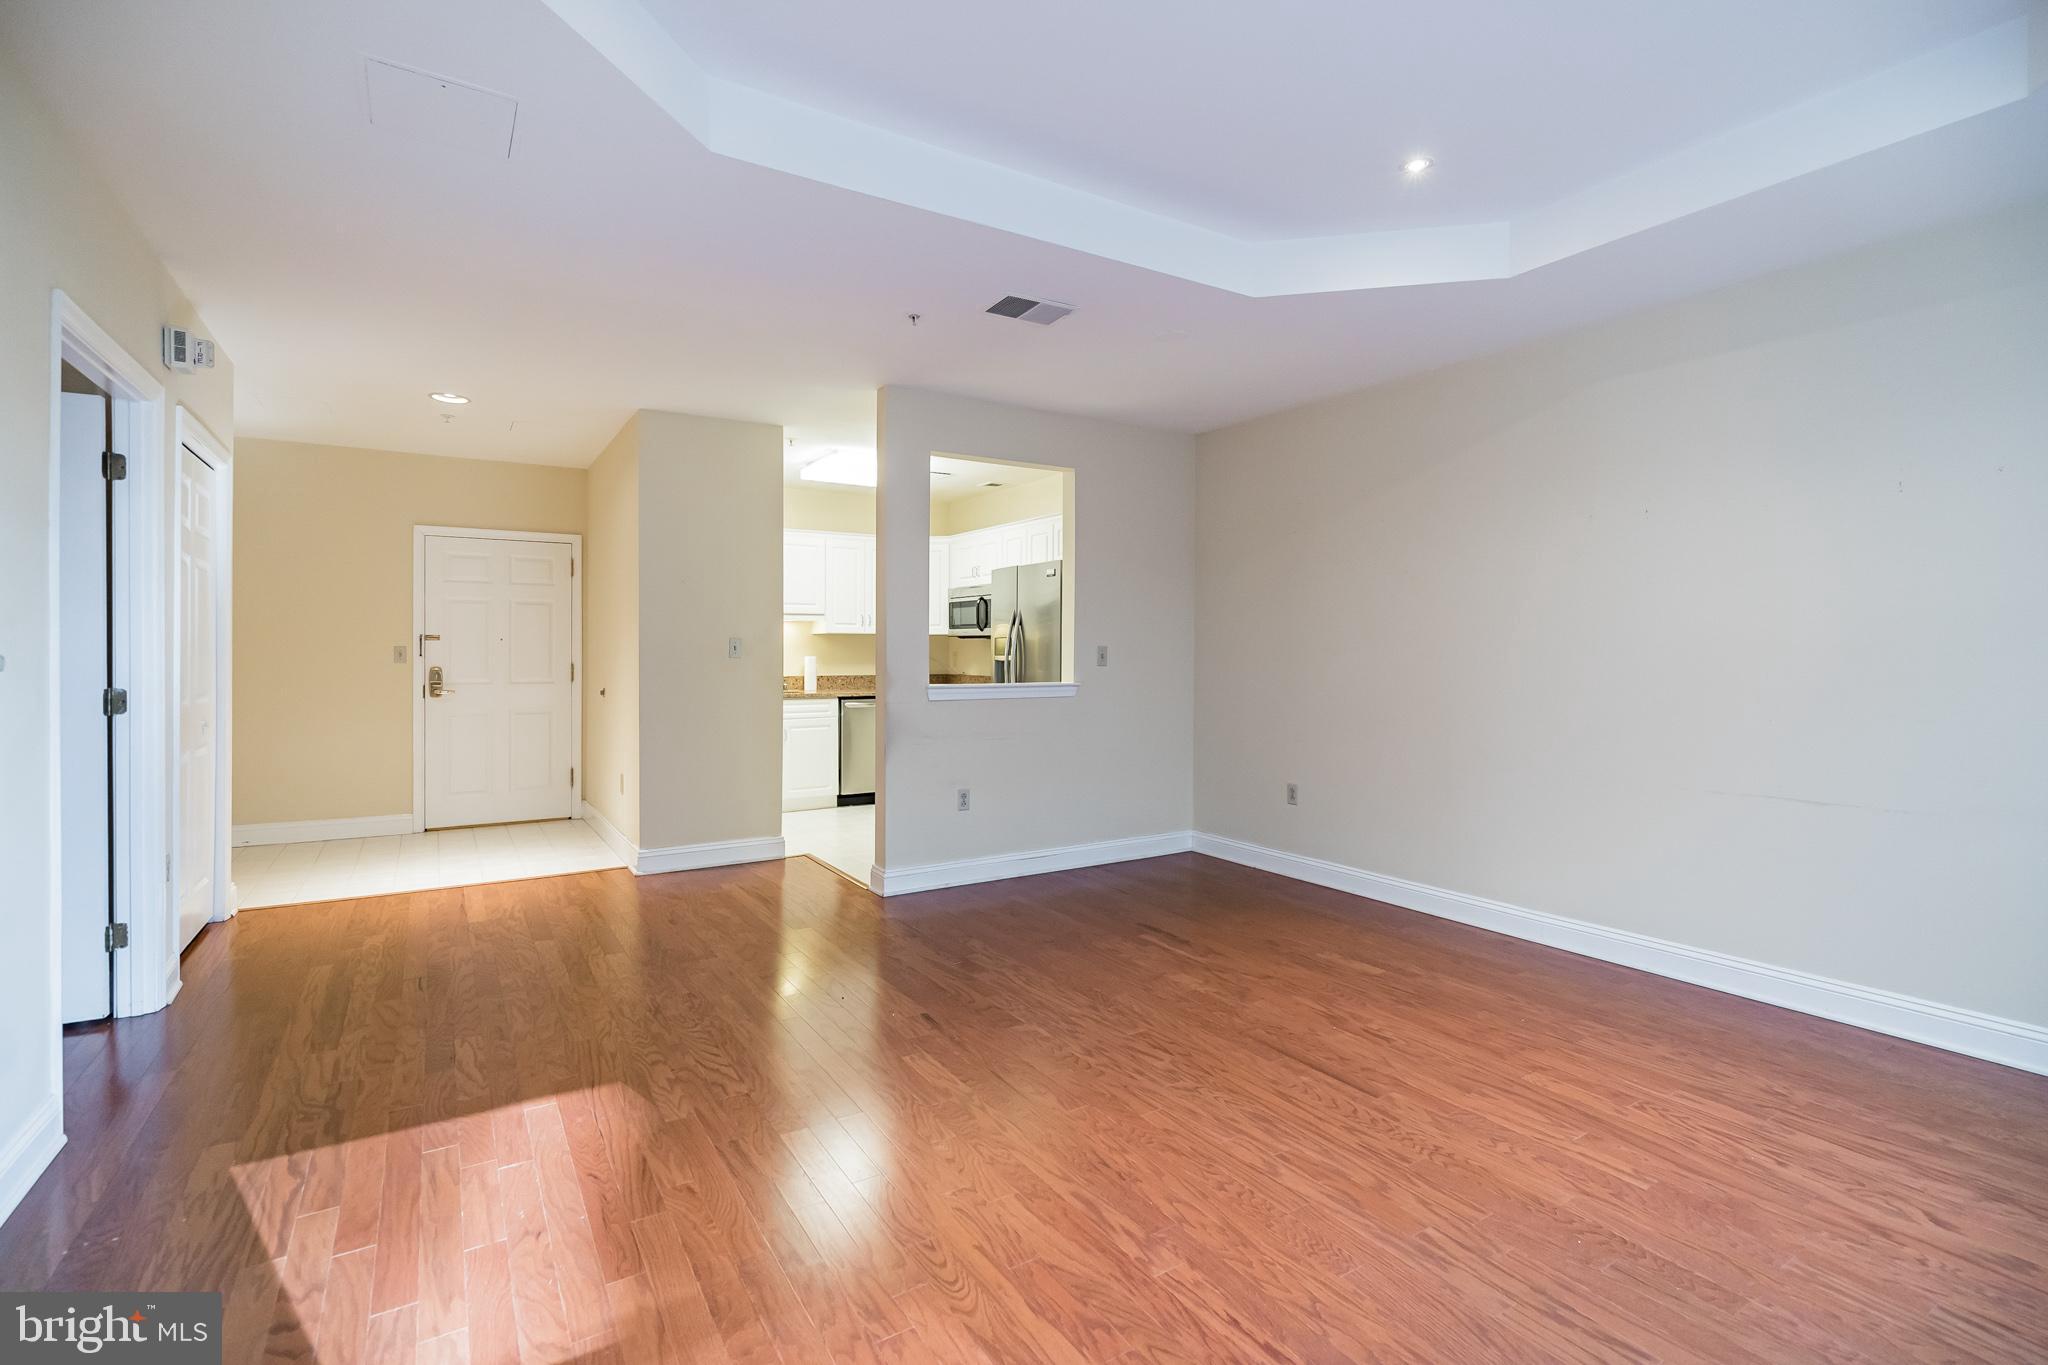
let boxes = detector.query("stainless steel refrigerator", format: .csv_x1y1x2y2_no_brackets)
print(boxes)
991,560,1063,683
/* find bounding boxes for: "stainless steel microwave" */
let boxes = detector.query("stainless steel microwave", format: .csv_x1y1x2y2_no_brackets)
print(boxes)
946,585,991,636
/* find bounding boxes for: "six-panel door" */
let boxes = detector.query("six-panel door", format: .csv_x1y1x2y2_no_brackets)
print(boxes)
422,535,576,829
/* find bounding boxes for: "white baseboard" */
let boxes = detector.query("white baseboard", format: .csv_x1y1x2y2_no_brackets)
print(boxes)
872,830,1194,897
1194,833,2048,1077
232,814,416,846
639,836,787,875
580,800,637,865
581,802,784,876
0,1095,65,1233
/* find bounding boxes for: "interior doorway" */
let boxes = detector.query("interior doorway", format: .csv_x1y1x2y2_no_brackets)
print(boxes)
49,292,206,1027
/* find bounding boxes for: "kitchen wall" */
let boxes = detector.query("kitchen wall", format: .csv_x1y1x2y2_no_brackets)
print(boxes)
875,387,1195,873
785,483,873,533
0,50,235,1221
233,438,587,827
636,410,784,852
784,483,876,676
931,470,1062,535
1195,203,2048,1028
583,417,640,844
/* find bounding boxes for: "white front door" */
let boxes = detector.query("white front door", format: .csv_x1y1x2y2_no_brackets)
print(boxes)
174,444,219,951
421,534,576,829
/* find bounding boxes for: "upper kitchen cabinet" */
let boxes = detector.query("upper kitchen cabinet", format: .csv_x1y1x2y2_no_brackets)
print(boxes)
949,528,1002,588
820,533,876,633
946,515,1063,588
784,530,827,617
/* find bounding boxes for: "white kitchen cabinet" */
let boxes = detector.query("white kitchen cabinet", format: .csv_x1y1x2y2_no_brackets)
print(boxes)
947,516,1063,585
999,523,1030,570
1025,515,1060,565
928,539,949,633
950,528,1001,587
783,531,827,618
782,699,839,811
813,532,876,633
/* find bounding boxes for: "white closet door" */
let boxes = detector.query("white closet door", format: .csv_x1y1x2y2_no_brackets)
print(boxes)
60,393,111,1023
175,444,219,951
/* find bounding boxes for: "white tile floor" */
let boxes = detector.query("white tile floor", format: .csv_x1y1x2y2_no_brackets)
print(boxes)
782,803,875,884
231,818,626,909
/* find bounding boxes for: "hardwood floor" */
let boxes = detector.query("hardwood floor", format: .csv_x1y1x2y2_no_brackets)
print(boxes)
5,853,2045,1363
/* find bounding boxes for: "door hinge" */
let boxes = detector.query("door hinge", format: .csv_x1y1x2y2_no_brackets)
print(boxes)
569,661,576,682
103,450,127,481
103,687,128,716
105,922,129,952
569,766,576,787
570,557,576,577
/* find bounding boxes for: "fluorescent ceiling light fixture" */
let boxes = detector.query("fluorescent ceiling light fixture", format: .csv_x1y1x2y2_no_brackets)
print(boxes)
1401,156,1434,175
799,448,878,486
429,391,470,404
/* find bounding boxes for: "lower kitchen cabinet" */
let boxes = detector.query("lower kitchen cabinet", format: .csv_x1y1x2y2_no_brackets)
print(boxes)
782,699,840,811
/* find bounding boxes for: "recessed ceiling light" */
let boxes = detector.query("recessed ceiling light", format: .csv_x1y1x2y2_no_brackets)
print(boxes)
1402,156,1434,176
430,392,470,404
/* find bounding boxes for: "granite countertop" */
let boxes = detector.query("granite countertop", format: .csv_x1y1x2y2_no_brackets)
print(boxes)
782,674,876,700
781,673,994,698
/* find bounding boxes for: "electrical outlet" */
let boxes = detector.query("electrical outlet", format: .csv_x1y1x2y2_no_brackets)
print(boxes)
393,644,407,664
1096,644,1109,667
727,636,742,659
1286,782,1299,807
956,787,971,813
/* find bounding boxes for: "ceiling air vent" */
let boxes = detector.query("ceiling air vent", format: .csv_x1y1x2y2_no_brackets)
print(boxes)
986,295,1075,325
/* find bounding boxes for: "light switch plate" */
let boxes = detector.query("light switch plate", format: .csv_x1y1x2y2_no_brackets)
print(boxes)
393,644,407,664
1096,645,1108,667
728,636,742,659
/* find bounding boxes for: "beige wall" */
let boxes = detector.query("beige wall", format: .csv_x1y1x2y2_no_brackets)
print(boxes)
636,411,785,850
0,54,235,1174
232,439,585,825
783,622,875,677
931,470,1063,535
784,483,873,534
583,419,641,843
1194,204,2048,1027
875,387,1195,870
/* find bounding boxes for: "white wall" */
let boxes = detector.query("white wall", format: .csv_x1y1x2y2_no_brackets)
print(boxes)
1195,204,2048,1029
875,387,1195,874
1,53,235,1219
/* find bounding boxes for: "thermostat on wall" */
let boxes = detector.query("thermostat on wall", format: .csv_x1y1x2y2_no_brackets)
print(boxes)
161,326,216,371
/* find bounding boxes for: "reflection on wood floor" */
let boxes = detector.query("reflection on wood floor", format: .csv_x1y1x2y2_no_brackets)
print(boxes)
6,853,2046,1362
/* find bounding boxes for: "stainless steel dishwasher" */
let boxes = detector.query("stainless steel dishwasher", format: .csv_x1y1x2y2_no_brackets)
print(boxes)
837,697,876,803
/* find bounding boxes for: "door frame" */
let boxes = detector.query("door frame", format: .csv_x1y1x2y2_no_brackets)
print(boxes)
410,525,583,833
45,290,176,1023
173,405,235,937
